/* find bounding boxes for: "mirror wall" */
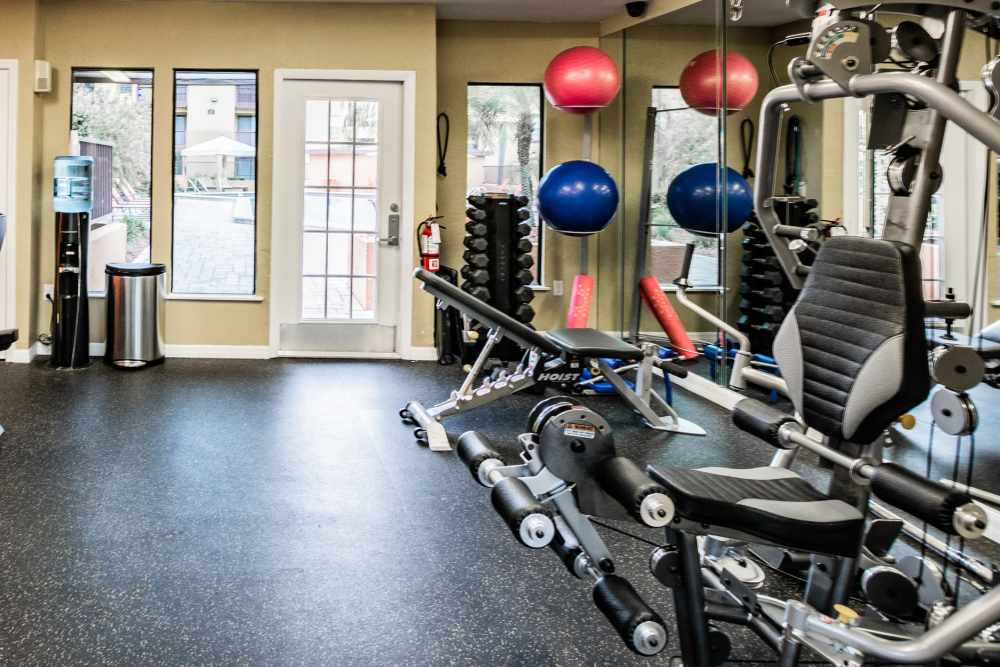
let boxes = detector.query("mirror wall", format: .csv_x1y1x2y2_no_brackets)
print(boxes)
601,2,1000,388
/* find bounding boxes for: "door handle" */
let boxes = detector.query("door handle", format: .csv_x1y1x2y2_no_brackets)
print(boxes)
381,212,401,246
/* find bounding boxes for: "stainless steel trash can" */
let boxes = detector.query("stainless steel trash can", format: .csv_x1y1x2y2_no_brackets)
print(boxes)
105,262,166,368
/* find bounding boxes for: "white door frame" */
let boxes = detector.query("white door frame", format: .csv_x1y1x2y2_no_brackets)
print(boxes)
0,59,18,361
270,69,417,359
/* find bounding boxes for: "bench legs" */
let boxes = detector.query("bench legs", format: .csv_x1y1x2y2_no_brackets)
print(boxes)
597,358,706,436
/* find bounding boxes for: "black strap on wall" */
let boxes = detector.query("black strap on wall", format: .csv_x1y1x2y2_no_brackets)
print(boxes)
437,112,450,177
740,118,756,180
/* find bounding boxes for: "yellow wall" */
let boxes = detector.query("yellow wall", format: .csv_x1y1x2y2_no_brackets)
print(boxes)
436,20,606,333
30,0,437,349
1,0,44,351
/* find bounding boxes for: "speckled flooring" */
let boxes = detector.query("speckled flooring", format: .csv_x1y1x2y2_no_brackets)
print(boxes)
0,358,996,666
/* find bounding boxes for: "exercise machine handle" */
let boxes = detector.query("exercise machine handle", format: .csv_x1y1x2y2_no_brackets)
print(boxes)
491,477,556,548
593,457,674,527
678,243,696,283
870,463,986,538
924,300,972,319
456,430,504,486
732,398,798,449
593,574,668,656
653,357,689,378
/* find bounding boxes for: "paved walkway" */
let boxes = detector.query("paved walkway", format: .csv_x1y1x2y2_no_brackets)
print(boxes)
172,196,255,294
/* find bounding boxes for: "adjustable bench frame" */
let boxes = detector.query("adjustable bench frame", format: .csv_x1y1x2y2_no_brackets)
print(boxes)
402,269,703,450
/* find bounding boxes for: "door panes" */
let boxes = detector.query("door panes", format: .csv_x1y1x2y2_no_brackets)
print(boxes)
301,99,381,320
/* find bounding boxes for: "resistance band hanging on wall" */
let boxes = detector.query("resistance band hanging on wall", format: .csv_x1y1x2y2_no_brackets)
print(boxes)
436,112,449,177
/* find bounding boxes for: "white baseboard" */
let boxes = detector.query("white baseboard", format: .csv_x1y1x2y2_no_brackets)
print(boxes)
5,342,438,363
164,344,271,359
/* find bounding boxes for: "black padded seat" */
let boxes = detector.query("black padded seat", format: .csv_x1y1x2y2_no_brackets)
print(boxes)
544,328,643,361
648,466,865,557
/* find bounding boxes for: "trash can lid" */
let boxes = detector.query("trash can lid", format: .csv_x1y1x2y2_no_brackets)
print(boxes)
106,262,166,277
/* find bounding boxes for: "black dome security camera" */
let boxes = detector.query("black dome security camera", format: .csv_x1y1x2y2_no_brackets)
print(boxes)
626,1,648,17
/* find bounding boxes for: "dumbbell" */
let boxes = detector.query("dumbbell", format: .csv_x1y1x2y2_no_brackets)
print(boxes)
738,316,779,334
466,222,488,237
740,267,784,287
467,195,487,208
466,207,486,221
739,301,784,320
739,283,784,304
741,237,770,252
515,222,532,237
464,236,488,252
514,269,534,285
748,256,781,270
513,286,534,304
464,251,489,268
515,304,534,322
461,282,491,301
460,266,490,285
516,238,532,253
516,207,531,221
514,195,529,207
514,254,534,269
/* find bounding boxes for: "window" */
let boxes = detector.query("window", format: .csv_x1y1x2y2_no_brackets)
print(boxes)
236,115,256,146
467,84,544,282
856,108,944,300
301,99,381,320
171,71,257,295
648,87,721,287
70,69,154,273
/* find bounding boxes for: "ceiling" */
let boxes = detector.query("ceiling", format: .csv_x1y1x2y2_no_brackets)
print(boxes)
652,0,803,26
232,0,805,27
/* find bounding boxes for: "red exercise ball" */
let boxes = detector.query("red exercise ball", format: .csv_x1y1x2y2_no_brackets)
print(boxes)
544,46,620,114
679,50,759,116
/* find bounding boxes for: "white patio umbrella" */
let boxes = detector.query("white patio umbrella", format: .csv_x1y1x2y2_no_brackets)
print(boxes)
181,136,255,189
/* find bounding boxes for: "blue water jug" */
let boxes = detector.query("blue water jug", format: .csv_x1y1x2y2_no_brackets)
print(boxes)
53,155,94,213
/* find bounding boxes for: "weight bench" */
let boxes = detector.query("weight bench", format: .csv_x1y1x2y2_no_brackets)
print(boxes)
402,268,703,450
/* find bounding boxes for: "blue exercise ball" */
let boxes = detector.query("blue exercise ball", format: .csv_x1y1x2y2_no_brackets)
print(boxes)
537,160,619,236
666,163,753,235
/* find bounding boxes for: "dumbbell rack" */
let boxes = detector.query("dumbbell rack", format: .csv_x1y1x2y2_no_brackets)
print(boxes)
462,193,536,364
738,198,819,355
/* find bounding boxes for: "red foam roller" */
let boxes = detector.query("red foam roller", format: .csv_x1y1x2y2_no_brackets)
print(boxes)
566,274,594,328
639,275,698,360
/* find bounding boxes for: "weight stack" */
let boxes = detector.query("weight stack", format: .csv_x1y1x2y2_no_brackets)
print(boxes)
462,193,536,364
737,198,819,355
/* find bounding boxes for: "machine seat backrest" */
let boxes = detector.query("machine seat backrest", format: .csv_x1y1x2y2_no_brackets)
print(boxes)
773,236,930,443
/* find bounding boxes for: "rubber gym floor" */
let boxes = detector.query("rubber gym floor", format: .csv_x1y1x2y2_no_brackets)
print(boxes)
0,358,997,665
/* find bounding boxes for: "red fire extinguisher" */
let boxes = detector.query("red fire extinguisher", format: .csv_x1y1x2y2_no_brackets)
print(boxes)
418,215,444,272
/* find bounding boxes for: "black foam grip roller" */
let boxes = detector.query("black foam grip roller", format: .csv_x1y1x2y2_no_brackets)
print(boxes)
593,457,673,527
732,398,797,449
593,575,668,656
656,358,688,378
549,532,585,579
456,431,503,487
490,477,554,548
870,463,981,536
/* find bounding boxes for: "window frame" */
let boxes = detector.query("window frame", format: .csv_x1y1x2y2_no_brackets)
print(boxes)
170,68,260,298
69,66,155,297
649,84,724,292
467,81,546,287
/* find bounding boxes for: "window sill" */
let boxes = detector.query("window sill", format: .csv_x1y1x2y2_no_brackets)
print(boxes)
992,299,1000,308
530,284,551,293
166,293,263,302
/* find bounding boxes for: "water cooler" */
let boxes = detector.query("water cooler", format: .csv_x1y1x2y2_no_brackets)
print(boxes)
51,155,93,369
